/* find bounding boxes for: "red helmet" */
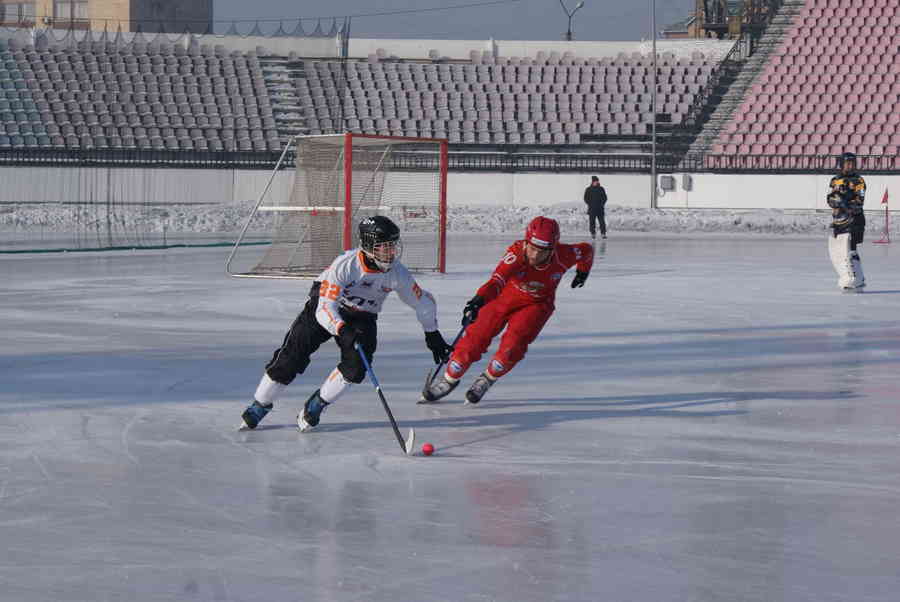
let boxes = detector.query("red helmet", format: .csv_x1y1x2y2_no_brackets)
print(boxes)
525,216,560,249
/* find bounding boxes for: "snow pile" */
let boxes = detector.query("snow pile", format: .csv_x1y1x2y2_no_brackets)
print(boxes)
0,204,256,235
1,201,895,240
451,203,893,237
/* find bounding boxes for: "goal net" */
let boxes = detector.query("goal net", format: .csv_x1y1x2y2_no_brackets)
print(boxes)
227,133,448,278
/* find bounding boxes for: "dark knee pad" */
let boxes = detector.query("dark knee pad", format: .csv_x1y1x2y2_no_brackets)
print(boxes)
265,351,310,385
338,362,367,384
264,368,296,386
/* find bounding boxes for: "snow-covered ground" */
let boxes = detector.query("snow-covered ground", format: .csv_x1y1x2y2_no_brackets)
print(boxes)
449,202,896,236
2,233,899,601
2,201,897,251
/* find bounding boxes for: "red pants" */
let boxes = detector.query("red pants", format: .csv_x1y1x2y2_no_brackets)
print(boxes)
448,293,554,380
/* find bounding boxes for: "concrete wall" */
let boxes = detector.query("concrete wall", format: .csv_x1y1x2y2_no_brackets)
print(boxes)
2,29,726,62
663,173,899,210
348,38,734,61
0,166,286,205
449,172,900,210
4,27,342,58
1,166,897,211
450,172,650,208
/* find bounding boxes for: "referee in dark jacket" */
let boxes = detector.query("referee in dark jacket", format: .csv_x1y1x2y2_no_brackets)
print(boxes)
584,175,607,239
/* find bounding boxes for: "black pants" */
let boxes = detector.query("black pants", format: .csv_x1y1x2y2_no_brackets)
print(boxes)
835,214,866,251
850,214,865,251
588,207,606,237
264,283,377,386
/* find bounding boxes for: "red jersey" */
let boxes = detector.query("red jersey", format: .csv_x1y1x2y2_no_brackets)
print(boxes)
476,240,594,303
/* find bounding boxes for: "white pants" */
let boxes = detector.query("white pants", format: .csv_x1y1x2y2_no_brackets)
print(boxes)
828,232,865,290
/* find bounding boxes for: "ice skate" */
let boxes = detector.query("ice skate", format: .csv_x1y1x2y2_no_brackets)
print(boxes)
298,389,330,432
841,285,865,294
465,372,496,405
420,373,459,403
239,400,273,430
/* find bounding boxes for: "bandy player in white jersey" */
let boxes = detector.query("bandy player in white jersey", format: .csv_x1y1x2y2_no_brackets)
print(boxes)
240,215,452,431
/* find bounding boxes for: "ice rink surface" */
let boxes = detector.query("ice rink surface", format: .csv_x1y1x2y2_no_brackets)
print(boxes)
2,233,899,602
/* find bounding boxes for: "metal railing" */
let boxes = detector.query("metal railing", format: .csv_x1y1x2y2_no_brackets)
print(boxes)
0,147,281,168
0,146,898,174
687,153,900,174
677,39,743,132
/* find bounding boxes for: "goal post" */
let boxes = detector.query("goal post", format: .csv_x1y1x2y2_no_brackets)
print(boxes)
227,133,449,278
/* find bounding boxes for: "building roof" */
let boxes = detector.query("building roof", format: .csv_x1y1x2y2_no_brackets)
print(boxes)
662,15,696,34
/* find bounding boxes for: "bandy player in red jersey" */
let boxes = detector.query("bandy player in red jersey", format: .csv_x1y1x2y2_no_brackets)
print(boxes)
423,216,594,404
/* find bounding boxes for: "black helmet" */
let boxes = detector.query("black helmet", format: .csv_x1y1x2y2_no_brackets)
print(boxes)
358,215,402,271
839,151,857,171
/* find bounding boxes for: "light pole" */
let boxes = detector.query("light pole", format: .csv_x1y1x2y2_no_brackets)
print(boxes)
650,0,658,209
559,0,585,41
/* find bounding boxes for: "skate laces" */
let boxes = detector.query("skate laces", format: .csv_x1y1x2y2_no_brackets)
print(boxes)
472,374,493,393
306,396,328,417
249,401,271,419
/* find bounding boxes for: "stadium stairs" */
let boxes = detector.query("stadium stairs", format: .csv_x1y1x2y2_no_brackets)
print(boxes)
682,0,807,161
258,51,312,145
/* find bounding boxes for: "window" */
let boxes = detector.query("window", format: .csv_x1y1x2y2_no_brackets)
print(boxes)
53,0,86,21
54,1,71,19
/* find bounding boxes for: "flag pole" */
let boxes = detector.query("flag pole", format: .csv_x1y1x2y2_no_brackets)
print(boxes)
874,188,890,244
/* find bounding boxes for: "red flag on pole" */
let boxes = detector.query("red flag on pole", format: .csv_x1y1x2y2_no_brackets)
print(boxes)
875,189,891,244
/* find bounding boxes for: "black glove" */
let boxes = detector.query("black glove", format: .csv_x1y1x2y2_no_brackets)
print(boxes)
338,323,364,349
462,295,485,325
826,192,848,210
424,330,452,364
571,270,589,289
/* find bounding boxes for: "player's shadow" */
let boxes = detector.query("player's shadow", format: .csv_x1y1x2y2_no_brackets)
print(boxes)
539,319,900,342
856,290,900,295
317,389,856,451
483,388,853,410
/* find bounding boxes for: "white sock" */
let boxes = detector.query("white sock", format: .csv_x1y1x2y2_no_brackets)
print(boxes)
254,373,286,406
320,368,352,403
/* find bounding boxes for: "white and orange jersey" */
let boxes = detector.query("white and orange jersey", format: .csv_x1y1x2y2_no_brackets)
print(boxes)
314,249,438,336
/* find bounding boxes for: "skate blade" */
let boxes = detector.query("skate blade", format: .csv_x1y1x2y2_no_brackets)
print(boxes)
297,416,315,432
405,428,415,455
237,420,253,431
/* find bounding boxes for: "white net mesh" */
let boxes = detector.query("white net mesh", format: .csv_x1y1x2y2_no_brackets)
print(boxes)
231,134,445,278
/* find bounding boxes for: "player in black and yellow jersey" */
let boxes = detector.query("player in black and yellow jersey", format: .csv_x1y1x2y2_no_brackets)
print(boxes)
826,152,866,291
